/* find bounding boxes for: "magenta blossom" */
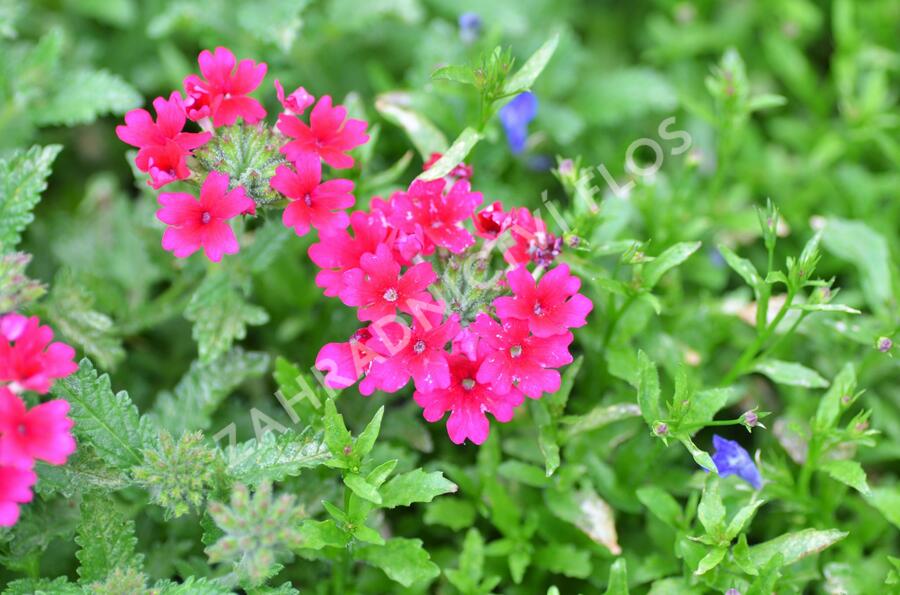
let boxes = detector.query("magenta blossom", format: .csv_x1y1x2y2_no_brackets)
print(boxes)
0,387,75,468
270,156,355,236
415,352,524,445
471,314,573,398
339,244,437,322
0,314,77,394
388,178,482,254
274,80,315,115
315,329,382,390
156,172,254,262
360,313,461,395
278,96,369,169
494,265,593,337
183,47,267,126
308,212,390,297
0,465,36,527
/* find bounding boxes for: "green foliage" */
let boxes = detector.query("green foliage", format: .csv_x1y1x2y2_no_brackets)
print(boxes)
0,145,61,250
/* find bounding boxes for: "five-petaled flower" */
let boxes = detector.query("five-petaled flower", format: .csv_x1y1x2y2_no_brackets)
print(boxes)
270,156,356,236
494,265,593,337
278,96,369,169
0,465,36,527
0,387,76,468
0,313,77,394
183,47,267,126
388,178,482,255
157,171,255,262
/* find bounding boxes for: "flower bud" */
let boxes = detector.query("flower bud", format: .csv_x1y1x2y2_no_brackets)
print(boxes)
653,422,669,437
876,337,892,353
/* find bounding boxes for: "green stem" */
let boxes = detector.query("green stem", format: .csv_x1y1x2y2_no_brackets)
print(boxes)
721,289,796,386
602,293,637,349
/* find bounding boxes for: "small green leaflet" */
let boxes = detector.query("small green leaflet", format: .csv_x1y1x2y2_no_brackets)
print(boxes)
642,241,702,289
636,351,661,425
379,469,457,508
33,69,141,126
0,144,61,250
417,127,481,181
375,92,448,159
502,33,560,94
75,496,143,584
753,359,829,388
356,537,440,588
225,428,331,485
747,528,847,567
819,459,870,495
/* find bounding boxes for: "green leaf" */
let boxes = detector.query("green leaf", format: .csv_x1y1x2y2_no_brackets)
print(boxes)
379,469,457,508
503,33,560,94
642,241,702,289
747,528,848,568
355,406,384,459
416,127,481,181
225,428,330,485
636,351,661,426
0,252,45,311
152,348,270,434
51,358,152,469
445,528,485,592
375,92,448,159
184,270,269,363
423,498,477,531
636,486,683,529
273,356,331,427
819,459,870,495
534,544,592,578
35,448,130,497
680,387,733,427
431,64,477,85
0,144,61,250
725,498,766,541
815,364,856,431
296,519,350,550
866,486,900,529
694,546,727,575
753,359,829,388
698,474,726,537
603,558,629,595
75,495,143,583
560,403,641,440
793,303,861,314
236,0,305,53
34,69,140,126
680,436,716,472
41,270,125,370
3,578,83,595
357,537,440,587
323,399,353,459
344,473,382,504
717,244,763,290
822,218,893,314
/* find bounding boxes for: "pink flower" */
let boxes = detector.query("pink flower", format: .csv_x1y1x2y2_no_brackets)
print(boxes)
471,313,573,398
338,244,437,322
473,200,511,240
315,329,380,390
156,172,254,262
0,387,75,468
274,80,315,115
270,156,355,236
0,465,36,527
308,212,390,297
360,313,461,395
0,314,77,394
389,179,482,254
494,265,593,337
414,352,523,445
504,207,561,267
116,92,211,189
277,96,369,169
183,47,267,126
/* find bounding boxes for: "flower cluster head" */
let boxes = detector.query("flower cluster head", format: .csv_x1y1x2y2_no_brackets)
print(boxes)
0,313,77,527
116,46,370,263
314,159,592,445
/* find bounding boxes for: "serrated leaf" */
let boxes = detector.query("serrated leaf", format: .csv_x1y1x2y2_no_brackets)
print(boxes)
642,241,702,289
75,495,143,583
51,358,152,469
344,473,382,504
636,351,661,425
3,577,83,594
0,144,61,250
34,69,140,126
152,348,270,434
152,576,230,594
603,558,629,595
0,252,45,311
375,92,448,159
225,427,330,485
503,33,560,94
747,528,847,568
35,448,130,497
185,271,269,363
41,270,125,370
416,127,481,181
753,359,829,388
819,459,870,495
379,469,457,508
357,538,440,587
296,519,351,550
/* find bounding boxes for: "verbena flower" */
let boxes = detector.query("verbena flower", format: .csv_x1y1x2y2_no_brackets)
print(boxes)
494,265,593,337
388,178,482,254
711,434,763,489
414,351,523,445
0,313,77,394
504,207,561,267
0,464,36,527
278,96,369,169
499,92,538,154
308,212,390,297
156,171,254,262
274,80,315,115
183,47,267,126
0,387,75,468
269,156,355,236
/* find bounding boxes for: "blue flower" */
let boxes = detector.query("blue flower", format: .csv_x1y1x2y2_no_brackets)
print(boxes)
499,92,538,154
711,434,762,489
458,12,482,43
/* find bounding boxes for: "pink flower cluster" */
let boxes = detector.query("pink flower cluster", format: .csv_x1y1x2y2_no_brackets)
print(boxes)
116,46,369,262
0,314,77,527
313,160,592,445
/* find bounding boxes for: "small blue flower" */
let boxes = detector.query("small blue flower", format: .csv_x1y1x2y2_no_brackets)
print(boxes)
458,12,482,43
499,92,538,154
711,434,762,489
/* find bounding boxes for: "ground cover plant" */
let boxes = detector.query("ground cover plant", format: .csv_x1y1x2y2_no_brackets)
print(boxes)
0,0,898,593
